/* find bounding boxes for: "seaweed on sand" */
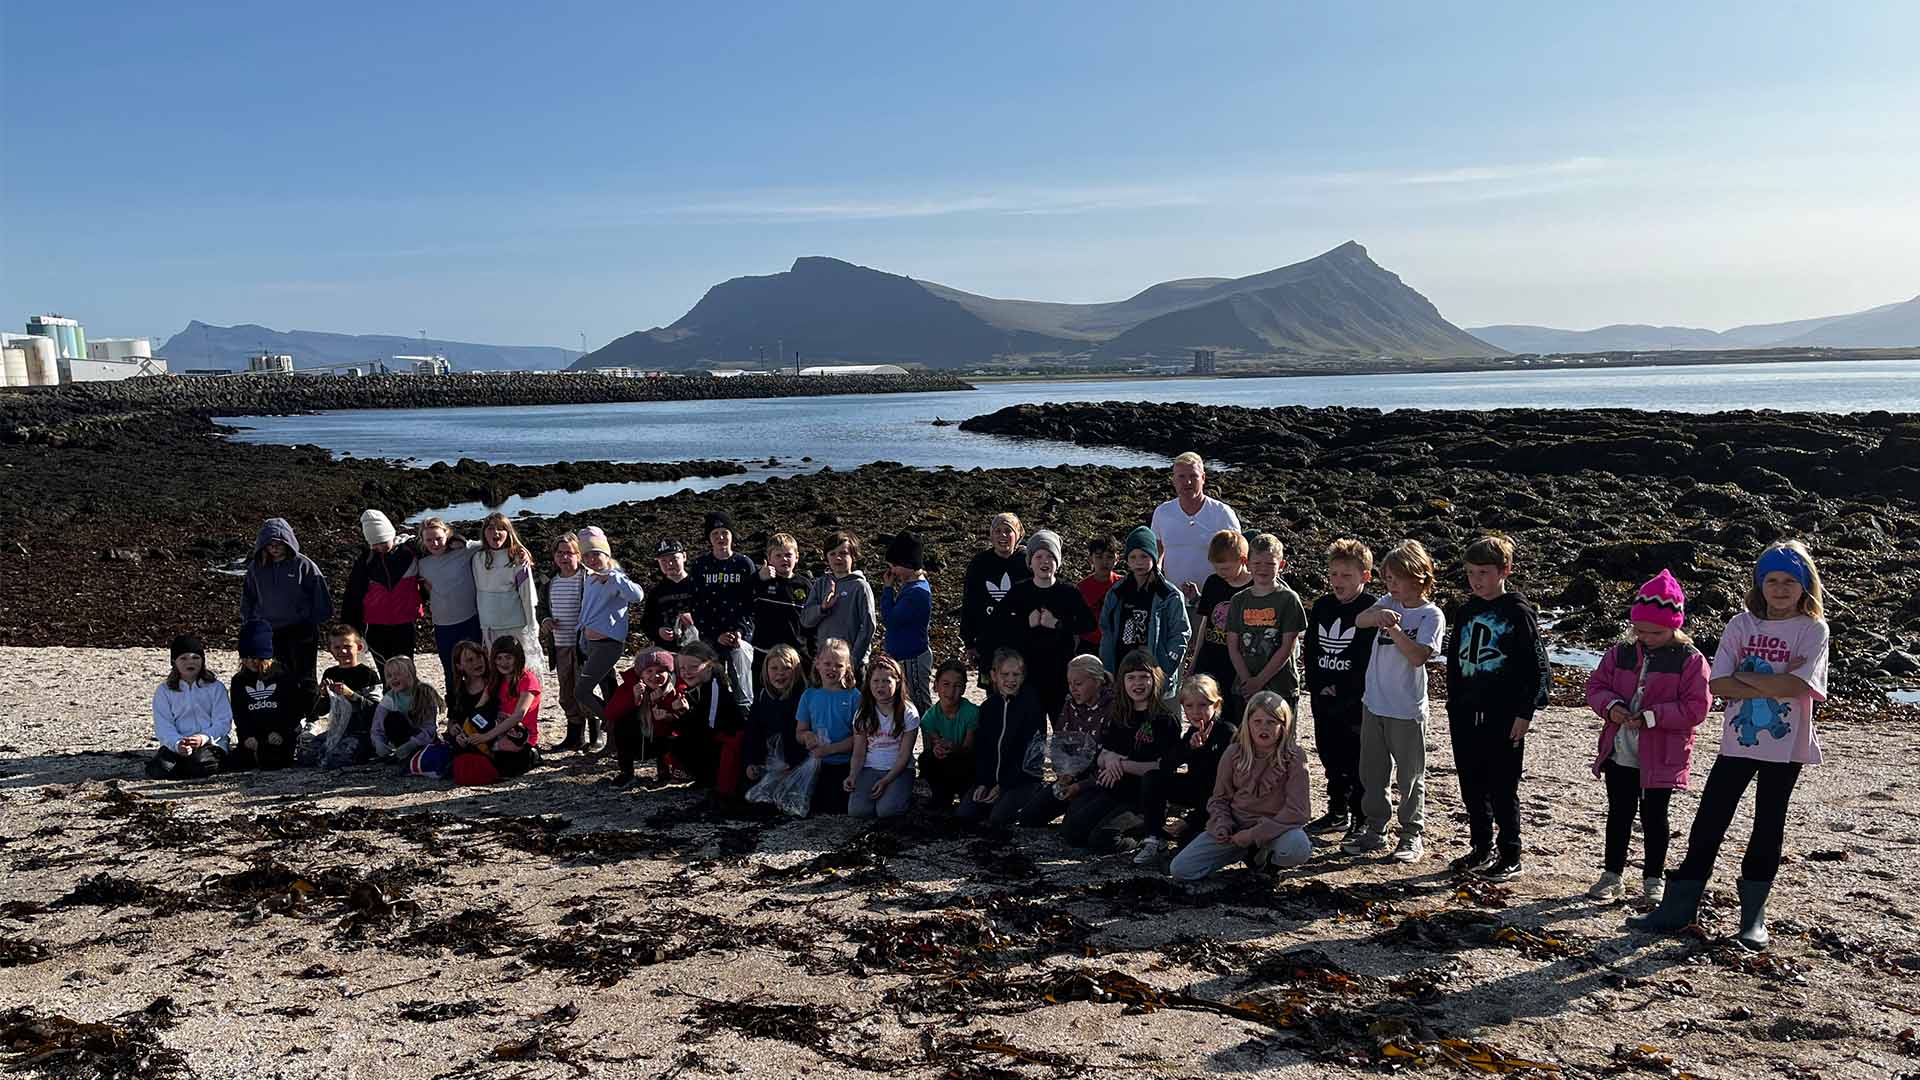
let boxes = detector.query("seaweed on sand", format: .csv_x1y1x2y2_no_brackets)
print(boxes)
0,997,189,1079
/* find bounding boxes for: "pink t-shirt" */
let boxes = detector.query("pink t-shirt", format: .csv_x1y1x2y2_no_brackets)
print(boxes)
497,669,543,746
1710,612,1828,765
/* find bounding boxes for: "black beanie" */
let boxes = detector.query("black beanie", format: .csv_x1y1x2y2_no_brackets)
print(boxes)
885,531,925,571
703,511,734,538
171,634,207,661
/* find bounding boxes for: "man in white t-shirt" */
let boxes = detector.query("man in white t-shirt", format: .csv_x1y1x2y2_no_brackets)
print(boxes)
1151,452,1242,602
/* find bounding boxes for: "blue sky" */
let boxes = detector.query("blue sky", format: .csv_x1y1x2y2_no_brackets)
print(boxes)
4,2,1916,348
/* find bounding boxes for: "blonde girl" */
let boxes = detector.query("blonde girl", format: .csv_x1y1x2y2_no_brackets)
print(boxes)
1168,691,1312,881
747,645,807,782
414,515,483,690
846,654,921,818
472,512,541,675
1135,673,1238,866
372,655,446,761
1630,540,1829,952
796,638,861,814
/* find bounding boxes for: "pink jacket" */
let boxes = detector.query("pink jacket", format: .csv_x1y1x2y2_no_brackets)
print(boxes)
1586,641,1711,789
1206,741,1311,843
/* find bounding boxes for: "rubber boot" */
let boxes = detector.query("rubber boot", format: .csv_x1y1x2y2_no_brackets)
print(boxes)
1734,878,1772,952
554,720,584,753
585,715,608,754
1625,877,1705,935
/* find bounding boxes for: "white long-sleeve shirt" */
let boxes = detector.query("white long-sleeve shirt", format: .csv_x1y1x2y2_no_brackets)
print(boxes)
152,679,234,749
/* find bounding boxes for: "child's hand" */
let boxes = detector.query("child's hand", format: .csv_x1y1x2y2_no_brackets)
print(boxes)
747,765,763,781
821,579,839,610
1230,828,1255,847
843,775,856,793
677,612,697,633
1210,822,1233,843
810,743,833,759
1606,704,1631,726
539,617,553,632
1035,608,1058,630
759,563,773,581
1509,716,1532,743
976,784,1000,805
869,775,892,799
718,631,739,647
243,737,259,751
931,742,949,759
1320,686,1336,696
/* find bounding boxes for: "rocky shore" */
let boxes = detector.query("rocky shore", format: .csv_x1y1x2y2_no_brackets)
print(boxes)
962,402,1920,698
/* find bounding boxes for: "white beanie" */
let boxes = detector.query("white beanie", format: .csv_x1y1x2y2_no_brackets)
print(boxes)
360,509,397,546
1027,529,1063,569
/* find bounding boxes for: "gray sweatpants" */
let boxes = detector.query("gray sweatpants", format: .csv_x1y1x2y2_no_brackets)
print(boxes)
575,636,626,721
1168,828,1312,882
894,649,934,714
1358,706,1426,838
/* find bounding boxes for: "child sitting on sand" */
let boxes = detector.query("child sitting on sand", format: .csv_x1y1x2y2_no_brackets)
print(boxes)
370,655,444,764
672,640,748,802
1168,692,1312,882
1132,674,1237,867
796,638,862,815
1017,654,1111,826
228,619,303,771
921,660,980,811
745,645,807,784
1062,649,1179,852
147,635,232,781
958,648,1046,827
447,635,541,784
604,647,687,790
317,624,384,769
845,655,921,819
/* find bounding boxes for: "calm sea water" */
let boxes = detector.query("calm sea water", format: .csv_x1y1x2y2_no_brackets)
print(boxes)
220,357,1920,519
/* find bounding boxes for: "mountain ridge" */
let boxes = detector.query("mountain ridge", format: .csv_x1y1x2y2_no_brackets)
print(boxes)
1469,297,1918,354
159,321,582,373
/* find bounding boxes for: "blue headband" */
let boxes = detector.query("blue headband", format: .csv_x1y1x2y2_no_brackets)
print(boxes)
1755,546,1811,590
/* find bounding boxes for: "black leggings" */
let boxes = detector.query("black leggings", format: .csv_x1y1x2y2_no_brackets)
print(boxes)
1673,755,1802,884
364,623,416,668
1061,776,1156,851
1602,762,1672,878
1450,711,1525,856
1313,698,1364,817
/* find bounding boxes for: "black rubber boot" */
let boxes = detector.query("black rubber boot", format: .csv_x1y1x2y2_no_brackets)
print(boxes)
1626,877,1705,935
1734,878,1772,952
585,716,608,754
555,720,585,753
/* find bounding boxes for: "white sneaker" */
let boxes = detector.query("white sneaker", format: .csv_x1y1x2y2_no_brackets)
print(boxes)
1587,871,1623,901
1391,836,1424,864
1642,877,1666,903
1342,830,1389,856
1132,837,1166,866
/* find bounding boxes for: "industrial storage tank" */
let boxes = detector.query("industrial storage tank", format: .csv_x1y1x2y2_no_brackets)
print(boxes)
20,335,59,385
2,345,27,387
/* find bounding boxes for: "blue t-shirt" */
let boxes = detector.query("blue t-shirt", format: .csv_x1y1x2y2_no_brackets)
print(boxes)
796,686,860,764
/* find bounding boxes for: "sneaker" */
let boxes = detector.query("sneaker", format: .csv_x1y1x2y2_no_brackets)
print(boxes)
1641,877,1666,903
603,773,636,790
1105,811,1146,836
1342,831,1388,856
1132,837,1166,866
1482,854,1523,881
1307,810,1351,834
1342,817,1369,844
1587,871,1624,901
1450,846,1495,875
1391,836,1424,864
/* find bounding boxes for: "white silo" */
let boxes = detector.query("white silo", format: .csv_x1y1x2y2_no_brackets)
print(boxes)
2,344,27,387
20,335,59,385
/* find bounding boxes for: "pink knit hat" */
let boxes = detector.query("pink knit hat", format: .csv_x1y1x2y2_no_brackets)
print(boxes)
1629,569,1686,628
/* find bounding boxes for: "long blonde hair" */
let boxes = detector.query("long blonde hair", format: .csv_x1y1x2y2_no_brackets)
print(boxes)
1233,691,1295,776
814,638,857,690
383,655,445,728
479,512,531,570
1745,539,1825,620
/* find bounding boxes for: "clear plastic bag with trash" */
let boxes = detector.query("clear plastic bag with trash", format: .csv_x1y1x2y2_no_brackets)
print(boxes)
1026,730,1101,786
747,737,821,817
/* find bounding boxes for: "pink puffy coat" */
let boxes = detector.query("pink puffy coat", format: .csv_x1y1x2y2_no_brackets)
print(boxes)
1586,641,1711,790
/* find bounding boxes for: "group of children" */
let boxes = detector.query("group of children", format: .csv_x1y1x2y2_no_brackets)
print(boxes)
154,499,1830,952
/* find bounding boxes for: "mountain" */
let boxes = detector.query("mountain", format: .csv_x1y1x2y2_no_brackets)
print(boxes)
1469,298,1917,354
575,242,1504,370
159,322,582,373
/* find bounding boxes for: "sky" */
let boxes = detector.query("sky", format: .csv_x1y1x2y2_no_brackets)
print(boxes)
3,2,1918,349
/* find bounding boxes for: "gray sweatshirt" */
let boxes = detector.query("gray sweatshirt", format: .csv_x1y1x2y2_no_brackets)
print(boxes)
800,571,876,668
415,539,479,626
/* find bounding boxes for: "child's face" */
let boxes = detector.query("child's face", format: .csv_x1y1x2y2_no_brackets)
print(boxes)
1631,621,1676,648
1761,570,1805,616
459,650,487,677
657,552,686,579
1067,668,1101,705
385,662,413,691
827,543,854,576
1126,549,1155,578
1382,566,1424,604
679,656,714,685
768,544,797,574
553,546,581,574
329,636,362,666
484,521,510,550
492,651,515,676
869,666,901,702
369,540,394,554
1030,549,1058,579
1249,551,1281,585
989,518,1019,556
422,529,449,555
266,541,292,561
991,660,1025,697
1122,669,1155,705
766,655,797,693
1181,693,1217,729
244,657,271,674
709,529,734,559
175,653,204,681
1248,709,1282,750
1088,548,1115,575
1327,560,1370,602
1210,556,1245,582
1466,562,1510,601
936,669,965,707
641,664,673,691
817,651,850,688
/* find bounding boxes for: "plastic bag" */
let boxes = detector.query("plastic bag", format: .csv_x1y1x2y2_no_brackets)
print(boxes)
1025,730,1101,782
747,742,821,818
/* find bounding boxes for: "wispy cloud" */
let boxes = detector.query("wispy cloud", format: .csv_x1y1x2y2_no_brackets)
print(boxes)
1390,156,1611,186
648,185,1208,223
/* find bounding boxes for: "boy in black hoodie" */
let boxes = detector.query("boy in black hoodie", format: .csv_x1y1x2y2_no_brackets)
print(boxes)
1444,536,1551,881
1302,539,1379,838
960,513,1030,684
229,619,305,770
691,512,758,712
958,648,1046,828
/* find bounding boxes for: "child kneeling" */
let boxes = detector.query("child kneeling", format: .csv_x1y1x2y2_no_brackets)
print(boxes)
1169,692,1312,882
148,635,232,780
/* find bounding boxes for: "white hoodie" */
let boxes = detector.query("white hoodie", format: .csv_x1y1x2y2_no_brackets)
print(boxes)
153,679,234,749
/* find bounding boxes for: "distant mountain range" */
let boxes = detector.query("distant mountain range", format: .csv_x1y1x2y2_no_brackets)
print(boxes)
1468,296,1920,354
575,242,1503,370
159,321,581,373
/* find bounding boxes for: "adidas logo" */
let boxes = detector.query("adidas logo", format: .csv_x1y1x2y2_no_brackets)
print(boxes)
986,573,1014,602
244,683,278,711
1317,619,1357,654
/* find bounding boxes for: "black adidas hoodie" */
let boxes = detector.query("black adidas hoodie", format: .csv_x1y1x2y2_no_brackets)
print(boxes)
960,547,1031,658
1304,592,1379,706
1444,590,1551,721
230,664,307,742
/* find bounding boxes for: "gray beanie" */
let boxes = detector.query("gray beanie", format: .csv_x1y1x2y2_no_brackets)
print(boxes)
1027,529,1063,570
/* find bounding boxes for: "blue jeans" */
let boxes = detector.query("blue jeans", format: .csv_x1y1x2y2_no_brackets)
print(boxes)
434,616,482,691
848,763,915,818
1169,828,1312,882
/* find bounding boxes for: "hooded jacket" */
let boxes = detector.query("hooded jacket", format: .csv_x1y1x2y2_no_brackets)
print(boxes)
1098,573,1193,697
154,677,234,749
1586,640,1711,789
230,664,307,742
343,543,421,630
1303,591,1378,706
960,547,1030,656
974,684,1046,790
240,520,333,631
1443,590,1551,722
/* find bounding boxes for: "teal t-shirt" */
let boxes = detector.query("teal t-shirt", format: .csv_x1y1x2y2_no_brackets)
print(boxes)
921,699,979,744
